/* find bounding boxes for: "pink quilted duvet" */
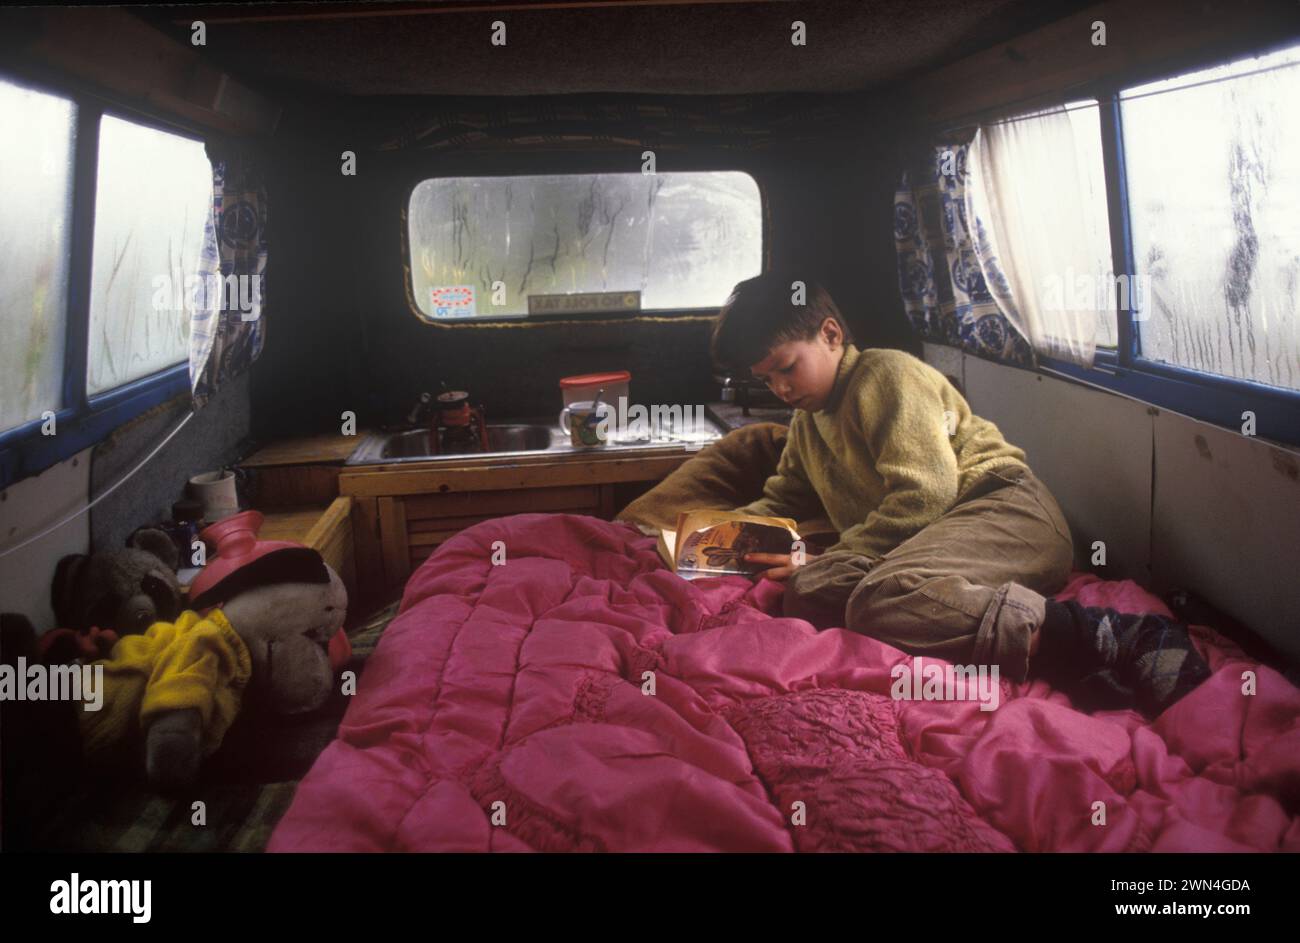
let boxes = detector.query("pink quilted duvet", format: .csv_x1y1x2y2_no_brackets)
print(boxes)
269,513,1300,852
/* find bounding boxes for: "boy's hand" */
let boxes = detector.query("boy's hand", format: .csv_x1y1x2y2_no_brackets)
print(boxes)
744,551,818,582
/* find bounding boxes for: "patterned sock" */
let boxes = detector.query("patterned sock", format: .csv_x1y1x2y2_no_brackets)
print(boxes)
1032,599,1212,718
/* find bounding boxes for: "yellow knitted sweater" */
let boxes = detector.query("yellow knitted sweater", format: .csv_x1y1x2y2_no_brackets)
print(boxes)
737,343,1029,559
79,608,252,759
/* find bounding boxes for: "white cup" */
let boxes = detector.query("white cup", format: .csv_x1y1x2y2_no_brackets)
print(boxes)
188,470,240,521
557,401,613,447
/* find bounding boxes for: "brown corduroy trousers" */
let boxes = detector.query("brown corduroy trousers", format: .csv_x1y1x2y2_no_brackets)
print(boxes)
783,465,1074,683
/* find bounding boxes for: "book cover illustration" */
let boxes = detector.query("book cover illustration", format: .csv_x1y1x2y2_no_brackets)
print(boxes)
659,510,801,580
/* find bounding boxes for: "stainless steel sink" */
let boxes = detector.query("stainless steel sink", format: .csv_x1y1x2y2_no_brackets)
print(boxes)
380,425,554,459
346,410,728,465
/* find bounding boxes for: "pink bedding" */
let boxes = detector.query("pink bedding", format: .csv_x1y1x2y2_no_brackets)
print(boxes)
269,513,1300,852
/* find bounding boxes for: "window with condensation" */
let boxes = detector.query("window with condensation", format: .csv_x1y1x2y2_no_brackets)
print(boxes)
0,78,75,434
87,115,212,395
1122,43,1300,392
406,172,762,320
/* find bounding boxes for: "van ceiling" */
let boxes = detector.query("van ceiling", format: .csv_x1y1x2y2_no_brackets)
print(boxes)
137,0,1095,99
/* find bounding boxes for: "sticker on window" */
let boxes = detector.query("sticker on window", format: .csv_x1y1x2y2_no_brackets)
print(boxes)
430,285,476,318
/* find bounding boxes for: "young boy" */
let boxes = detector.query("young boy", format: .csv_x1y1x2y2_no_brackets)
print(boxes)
710,272,1211,719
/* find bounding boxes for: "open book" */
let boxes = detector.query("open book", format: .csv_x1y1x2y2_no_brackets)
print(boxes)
657,510,802,580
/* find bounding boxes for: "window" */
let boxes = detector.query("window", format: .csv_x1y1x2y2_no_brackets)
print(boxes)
0,78,75,433
87,115,211,395
406,172,762,320
0,71,212,488
1121,44,1300,392
961,41,1300,444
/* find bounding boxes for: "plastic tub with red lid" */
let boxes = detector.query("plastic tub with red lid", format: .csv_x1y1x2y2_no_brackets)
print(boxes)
559,371,631,409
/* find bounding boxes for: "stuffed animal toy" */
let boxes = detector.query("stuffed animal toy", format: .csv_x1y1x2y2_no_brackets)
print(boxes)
50,528,184,636
35,511,350,792
123,511,350,790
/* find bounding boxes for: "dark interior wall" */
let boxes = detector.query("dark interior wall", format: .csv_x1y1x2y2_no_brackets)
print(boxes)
89,372,252,553
250,135,368,443
250,97,912,441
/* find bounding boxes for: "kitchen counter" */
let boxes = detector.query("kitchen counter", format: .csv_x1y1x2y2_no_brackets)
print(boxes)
242,403,796,603
240,430,367,467
236,430,371,509
345,409,730,467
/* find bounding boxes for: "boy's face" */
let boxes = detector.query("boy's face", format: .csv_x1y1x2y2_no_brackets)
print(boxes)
748,317,845,413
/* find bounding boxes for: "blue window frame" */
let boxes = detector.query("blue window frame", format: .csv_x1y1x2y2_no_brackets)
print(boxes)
0,71,204,490
1033,48,1300,447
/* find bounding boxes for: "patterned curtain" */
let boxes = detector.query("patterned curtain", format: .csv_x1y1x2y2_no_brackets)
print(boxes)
189,145,268,409
894,141,1032,366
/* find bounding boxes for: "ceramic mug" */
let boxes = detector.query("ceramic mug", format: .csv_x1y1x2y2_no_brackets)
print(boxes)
188,470,240,522
557,401,613,447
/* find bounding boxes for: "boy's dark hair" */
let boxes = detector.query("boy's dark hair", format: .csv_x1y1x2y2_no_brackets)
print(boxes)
710,271,855,372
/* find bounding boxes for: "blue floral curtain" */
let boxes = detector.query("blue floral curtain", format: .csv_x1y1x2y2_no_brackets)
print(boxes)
894,142,1032,366
189,146,268,409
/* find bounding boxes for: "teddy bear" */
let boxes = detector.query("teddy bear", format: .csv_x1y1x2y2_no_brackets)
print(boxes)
112,511,351,791
8,511,350,798
50,527,184,637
